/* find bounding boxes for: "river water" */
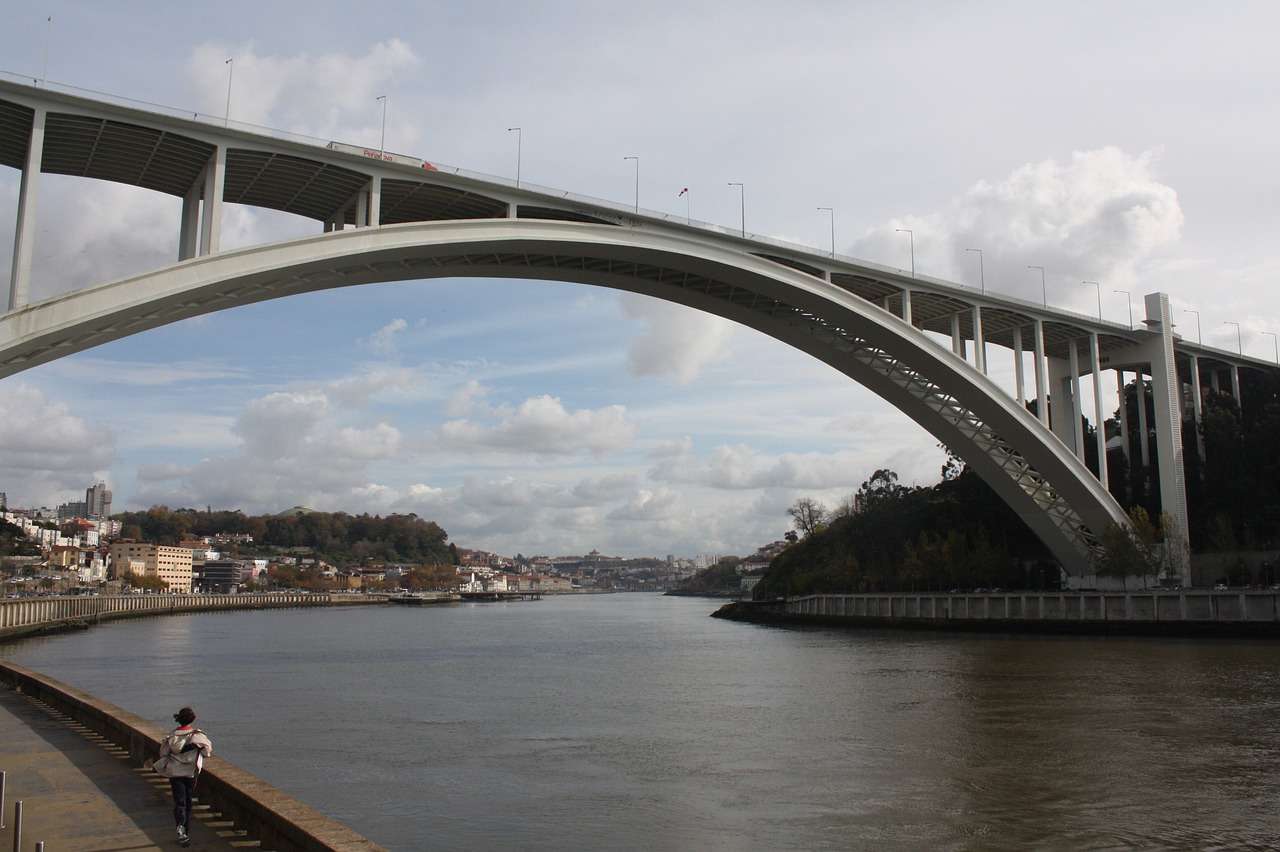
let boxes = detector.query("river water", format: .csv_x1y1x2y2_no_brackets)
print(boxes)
4,593,1280,850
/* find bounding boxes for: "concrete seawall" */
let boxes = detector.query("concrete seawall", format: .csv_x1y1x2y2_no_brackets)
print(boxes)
0,591,379,641
718,590,1280,636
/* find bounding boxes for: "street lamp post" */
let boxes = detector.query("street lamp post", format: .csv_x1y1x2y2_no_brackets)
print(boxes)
965,248,984,294
1183,309,1201,344
624,156,639,212
1084,281,1101,320
508,127,522,187
1029,266,1046,306
376,95,387,158
896,229,914,277
1115,290,1134,329
42,15,52,87
1265,331,1279,364
729,183,745,236
224,58,234,127
818,207,835,258
1225,321,1242,354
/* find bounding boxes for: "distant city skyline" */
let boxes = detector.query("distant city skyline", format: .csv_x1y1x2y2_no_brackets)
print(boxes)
3,2,1280,558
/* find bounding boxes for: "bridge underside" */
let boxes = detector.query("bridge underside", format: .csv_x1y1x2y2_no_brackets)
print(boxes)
0,219,1129,573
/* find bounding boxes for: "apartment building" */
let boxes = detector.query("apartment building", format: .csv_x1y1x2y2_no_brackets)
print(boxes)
108,541,195,592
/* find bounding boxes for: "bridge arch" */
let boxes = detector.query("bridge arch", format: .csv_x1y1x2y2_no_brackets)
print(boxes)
0,218,1129,572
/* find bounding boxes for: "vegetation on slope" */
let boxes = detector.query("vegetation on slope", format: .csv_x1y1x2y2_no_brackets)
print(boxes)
113,506,455,566
752,466,1052,599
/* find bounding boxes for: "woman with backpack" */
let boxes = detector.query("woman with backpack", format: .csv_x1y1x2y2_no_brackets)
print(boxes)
153,707,213,846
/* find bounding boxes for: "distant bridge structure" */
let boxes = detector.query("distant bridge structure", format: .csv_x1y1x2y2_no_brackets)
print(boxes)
1,78,1271,579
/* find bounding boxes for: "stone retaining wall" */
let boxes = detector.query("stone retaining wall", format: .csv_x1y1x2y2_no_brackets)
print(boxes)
783,590,1280,635
0,592,375,641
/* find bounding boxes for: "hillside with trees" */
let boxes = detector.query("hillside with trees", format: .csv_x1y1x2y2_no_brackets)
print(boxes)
113,506,455,566
752,464,1053,599
671,556,743,595
753,364,1280,599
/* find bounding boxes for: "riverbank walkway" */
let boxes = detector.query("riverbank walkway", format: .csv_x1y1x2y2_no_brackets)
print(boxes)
0,678,253,849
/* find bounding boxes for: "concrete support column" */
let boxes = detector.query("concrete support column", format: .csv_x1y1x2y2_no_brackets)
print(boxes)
1069,338,1084,461
356,186,369,228
179,180,200,260
1230,364,1242,406
1116,369,1131,469
1189,354,1205,459
1136,372,1151,466
972,305,987,374
1049,354,1078,451
1143,292,1190,584
1090,332,1108,490
950,313,964,358
199,146,226,255
8,106,46,310
1013,326,1026,405
901,289,912,326
368,175,381,227
1033,319,1049,427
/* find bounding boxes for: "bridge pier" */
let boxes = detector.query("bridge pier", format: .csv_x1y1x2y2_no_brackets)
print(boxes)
1144,293,1190,583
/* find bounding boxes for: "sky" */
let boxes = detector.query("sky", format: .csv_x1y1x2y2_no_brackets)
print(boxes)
2,1,1280,560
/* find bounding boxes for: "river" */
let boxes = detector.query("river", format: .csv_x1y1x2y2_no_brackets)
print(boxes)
4,593,1280,850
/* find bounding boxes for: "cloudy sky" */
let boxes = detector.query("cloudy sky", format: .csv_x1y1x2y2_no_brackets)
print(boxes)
2,1,1278,559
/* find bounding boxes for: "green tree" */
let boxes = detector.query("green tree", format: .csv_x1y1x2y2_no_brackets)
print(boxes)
854,469,909,512
1099,507,1184,589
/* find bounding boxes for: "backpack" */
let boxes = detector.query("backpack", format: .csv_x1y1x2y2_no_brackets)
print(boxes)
153,729,204,778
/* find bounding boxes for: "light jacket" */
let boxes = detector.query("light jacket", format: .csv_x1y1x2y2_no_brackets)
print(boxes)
158,726,213,778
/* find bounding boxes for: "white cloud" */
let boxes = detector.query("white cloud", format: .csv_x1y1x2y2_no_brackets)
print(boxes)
606,488,687,522
0,384,115,505
572,474,640,502
621,293,733,384
28,179,180,301
137,462,189,482
367,319,408,356
128,382,404,512
323,369,421,408
649,442,870,491
444,379,491,417
440,395,634,456
852,147,1184,310
185,40,422,147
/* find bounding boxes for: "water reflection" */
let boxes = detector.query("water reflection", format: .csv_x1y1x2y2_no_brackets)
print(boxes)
5,599,1280,850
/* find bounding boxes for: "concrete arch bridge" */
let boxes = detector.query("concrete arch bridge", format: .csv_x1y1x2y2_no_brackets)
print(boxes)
1,78,1268,579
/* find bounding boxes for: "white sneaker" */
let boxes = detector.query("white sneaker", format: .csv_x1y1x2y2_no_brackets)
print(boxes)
177,824,188,841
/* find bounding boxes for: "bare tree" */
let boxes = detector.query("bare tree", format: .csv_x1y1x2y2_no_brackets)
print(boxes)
787,497,829,537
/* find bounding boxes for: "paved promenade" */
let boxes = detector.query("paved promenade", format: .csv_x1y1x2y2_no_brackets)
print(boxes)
0,681,253,850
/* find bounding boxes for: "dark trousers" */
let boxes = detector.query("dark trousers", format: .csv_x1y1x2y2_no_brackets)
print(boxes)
170,775,197,829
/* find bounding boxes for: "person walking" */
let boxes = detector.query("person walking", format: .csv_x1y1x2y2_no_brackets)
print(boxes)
154,707,213,847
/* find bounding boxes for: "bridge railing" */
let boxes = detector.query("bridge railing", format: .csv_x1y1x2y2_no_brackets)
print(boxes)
0,70,975,295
